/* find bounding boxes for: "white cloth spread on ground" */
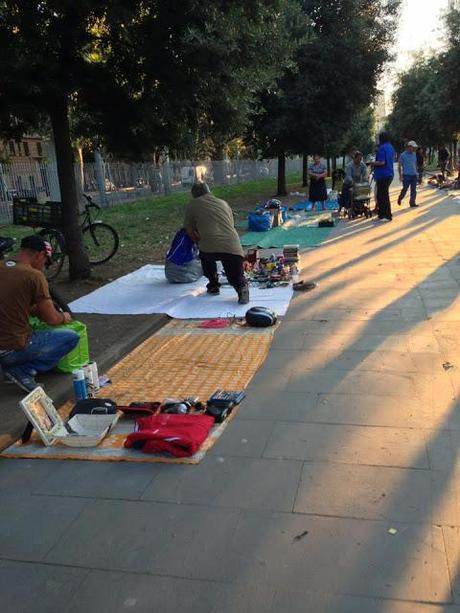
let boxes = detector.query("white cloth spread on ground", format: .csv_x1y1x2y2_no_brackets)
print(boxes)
69,265,293,318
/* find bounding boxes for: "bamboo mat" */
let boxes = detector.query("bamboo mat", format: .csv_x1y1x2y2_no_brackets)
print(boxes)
2,327,274,464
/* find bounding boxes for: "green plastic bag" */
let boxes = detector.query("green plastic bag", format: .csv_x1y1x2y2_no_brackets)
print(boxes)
29,318,89,373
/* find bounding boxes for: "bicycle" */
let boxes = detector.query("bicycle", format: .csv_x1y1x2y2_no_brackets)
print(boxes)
13,195,119,280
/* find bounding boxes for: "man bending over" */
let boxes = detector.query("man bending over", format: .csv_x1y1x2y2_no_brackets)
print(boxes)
184,183,249,304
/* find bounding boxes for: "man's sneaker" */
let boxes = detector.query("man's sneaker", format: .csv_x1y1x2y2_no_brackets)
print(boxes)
3,369,39,393
207,286,220,295
410,204,419,208
237,286,250,305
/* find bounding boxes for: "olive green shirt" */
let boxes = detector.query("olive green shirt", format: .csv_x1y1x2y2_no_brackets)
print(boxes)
184,193,244,257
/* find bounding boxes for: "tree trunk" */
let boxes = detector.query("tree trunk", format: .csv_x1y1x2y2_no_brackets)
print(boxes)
302,154,309,187
454,139,458,165
276,151,287,196
50,98,91,280
332,157,337,171
326,157,331,176
342,155,346,169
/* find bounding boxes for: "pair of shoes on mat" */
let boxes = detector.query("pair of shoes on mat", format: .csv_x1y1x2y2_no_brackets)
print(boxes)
3,368,39,393
293,281,317,292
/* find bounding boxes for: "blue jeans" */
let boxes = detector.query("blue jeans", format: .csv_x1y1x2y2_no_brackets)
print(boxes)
0,330,79,377
399,174,417,206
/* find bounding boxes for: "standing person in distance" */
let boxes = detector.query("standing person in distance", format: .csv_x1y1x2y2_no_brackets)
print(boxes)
438,146,450,180
308,154,328,210
416,146,425,185
398,140,419,208
371,131,395,222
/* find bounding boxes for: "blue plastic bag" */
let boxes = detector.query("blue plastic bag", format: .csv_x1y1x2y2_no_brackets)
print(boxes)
248,211,272,232
325,199,339,211
166,229,198,265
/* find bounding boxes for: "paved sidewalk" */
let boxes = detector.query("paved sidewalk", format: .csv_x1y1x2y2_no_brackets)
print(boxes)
1,185,460,612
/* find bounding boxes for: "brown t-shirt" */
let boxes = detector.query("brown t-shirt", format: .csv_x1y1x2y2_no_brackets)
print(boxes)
0,261,51,350
183,193,244,257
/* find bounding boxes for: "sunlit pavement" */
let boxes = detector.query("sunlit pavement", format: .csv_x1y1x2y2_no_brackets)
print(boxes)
1,183,460,612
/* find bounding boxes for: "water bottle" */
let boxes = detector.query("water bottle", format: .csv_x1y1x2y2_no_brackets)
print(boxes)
72,369,88,400
291,264,300,284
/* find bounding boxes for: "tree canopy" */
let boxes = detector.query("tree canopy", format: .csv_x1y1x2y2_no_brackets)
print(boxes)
247,0,401,193
386,7,460,151
0,0,297,277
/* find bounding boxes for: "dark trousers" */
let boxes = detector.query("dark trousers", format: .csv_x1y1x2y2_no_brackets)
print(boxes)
376,176,393,219
200,252,247,291
399,174,417,206
340,182,352,209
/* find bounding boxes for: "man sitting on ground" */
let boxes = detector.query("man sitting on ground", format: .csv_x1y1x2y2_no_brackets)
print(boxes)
0,236,79,392
184,183,249,304
341,150,368,211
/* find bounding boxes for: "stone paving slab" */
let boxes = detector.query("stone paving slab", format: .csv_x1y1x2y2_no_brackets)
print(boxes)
31,460,161,500
141,455,302,512
0,560,88,613
225,511,450,602
263,422,428,468
294,461,460,526
45,499,241,579
0,494,87,561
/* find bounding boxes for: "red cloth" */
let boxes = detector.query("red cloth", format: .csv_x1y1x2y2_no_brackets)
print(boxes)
124,413,215,457
198,318,231,329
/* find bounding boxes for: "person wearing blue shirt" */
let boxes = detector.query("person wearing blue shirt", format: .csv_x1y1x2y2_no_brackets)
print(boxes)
398,141,419,208
371,131,395,222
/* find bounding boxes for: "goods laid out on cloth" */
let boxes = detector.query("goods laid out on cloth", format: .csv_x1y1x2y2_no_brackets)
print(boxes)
69,265,293,318
240,214,334,249
3,321,276,463
19,387,120,448
17,387,246,458
248,198,289,232
244,250,299,288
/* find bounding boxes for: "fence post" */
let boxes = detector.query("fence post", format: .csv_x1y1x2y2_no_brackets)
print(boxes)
44,140,62,201
162,150,172,195
94,150,108,206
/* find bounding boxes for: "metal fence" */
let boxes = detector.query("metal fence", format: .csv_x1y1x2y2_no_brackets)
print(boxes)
0,155,302,224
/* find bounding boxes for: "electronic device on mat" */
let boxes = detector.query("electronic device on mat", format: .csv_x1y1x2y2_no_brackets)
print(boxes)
245,306,277,327
205,389,246,423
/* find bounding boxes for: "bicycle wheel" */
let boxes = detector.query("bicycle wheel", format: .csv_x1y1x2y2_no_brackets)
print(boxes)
39,229,66,280
82,222,119,265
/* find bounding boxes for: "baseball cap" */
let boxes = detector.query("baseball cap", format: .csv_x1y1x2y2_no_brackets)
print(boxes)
407,140,418,147
20,235,53,263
